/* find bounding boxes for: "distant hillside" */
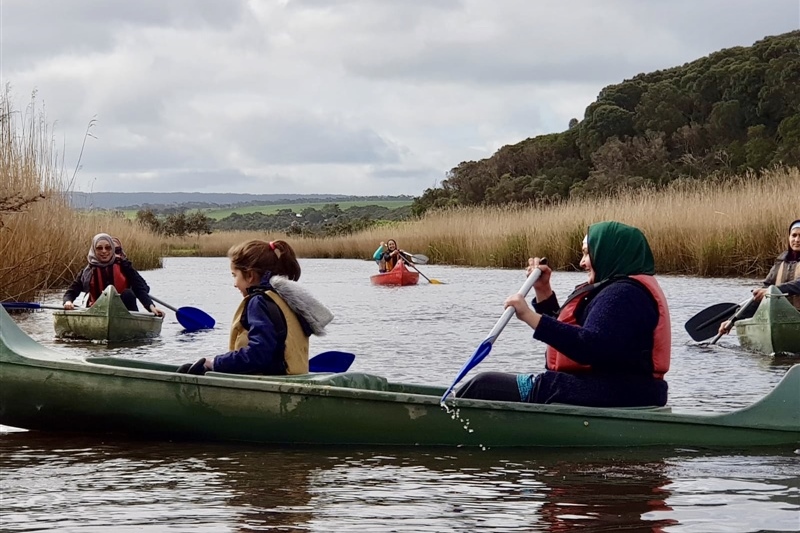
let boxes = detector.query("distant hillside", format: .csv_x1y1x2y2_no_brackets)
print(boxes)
413,30,800,215
69,192,411,210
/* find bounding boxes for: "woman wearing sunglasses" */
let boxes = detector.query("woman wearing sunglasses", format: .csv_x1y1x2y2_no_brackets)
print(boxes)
62,233,164,316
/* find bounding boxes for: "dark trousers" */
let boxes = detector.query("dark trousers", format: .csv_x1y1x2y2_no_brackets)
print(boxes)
456,372,522,402
120,289,139,312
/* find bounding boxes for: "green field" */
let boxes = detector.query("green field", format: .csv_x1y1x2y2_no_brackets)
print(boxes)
122,199,412,220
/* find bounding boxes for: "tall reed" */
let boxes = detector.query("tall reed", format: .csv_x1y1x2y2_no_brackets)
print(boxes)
372,167,799,276
0,92,161,302
156,167,799,278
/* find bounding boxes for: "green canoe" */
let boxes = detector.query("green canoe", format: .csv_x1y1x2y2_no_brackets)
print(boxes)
1,305,798,448
52,286,163,342
736,285,800,356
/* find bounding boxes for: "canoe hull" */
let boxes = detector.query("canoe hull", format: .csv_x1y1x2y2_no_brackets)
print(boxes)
1,357,798,447
1,305,798,448
736,286,800,356
53,286,162,342
370,262,419,286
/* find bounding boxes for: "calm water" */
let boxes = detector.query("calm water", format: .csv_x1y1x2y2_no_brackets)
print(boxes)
1,258,798,532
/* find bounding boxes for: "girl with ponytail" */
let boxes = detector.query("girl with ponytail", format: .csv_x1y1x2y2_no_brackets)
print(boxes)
177,239,333,376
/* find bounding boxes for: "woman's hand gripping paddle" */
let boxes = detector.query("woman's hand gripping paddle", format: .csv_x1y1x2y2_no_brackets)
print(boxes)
440,258,546,404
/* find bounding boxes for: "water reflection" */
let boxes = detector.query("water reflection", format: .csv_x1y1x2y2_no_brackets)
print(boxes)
1,432,796,532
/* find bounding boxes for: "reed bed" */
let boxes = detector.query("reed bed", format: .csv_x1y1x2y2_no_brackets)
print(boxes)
155,166,798,279
366,167,798,276
0,93,161,302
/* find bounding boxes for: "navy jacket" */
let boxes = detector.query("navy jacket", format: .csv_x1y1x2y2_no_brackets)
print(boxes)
212,290,288,375
529,279,668,407
63,259,154,310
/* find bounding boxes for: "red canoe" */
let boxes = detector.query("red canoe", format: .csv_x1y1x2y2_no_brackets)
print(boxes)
370,261,419,286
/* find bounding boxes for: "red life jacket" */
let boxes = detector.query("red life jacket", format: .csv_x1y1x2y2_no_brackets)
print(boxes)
88,263,129,305
544,275,671,379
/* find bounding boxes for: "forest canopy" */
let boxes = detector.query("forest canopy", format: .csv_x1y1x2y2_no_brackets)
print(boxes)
412,31,800,215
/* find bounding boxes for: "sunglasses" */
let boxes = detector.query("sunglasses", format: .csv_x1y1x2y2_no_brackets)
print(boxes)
95,245,112,251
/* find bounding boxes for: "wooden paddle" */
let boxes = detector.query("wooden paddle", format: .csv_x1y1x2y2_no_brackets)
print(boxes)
403,260,443,284
440,259,546,403
149,296,215,332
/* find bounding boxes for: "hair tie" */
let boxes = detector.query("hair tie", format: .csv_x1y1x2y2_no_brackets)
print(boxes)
270,241,282,258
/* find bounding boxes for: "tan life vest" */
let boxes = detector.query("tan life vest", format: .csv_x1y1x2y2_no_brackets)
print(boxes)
775,259,800,310
229,290,310,375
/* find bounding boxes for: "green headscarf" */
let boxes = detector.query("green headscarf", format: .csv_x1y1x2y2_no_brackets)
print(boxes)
587,221,655,283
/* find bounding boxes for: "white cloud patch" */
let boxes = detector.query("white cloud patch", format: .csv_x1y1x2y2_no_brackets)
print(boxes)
1,0,797,195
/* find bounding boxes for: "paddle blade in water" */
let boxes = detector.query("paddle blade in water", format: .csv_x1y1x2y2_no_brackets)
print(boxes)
440,340,493,403
684,302,738,342
309,351,355,373
176,307,215,331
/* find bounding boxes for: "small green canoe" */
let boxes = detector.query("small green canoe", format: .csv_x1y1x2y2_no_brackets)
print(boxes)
52,286,163,342
736,285,800,356
1,305,798,448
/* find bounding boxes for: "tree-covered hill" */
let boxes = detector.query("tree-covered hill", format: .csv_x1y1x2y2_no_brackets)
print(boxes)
412,31,800,214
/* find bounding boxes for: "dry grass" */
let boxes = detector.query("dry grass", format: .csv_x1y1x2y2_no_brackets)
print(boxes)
387,167,798,276
0,92,161,302
146,166,799,278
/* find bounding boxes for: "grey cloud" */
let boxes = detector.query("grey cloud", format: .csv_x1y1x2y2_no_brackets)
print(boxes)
86,168,254,193
346,45,655,86
367,165,441,182
289,0,462,10
342,0,799,85
80,132,217,174
231,113,402,165
0,0,249,70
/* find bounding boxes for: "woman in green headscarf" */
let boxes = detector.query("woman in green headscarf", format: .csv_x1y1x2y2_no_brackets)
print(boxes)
457,221,672,408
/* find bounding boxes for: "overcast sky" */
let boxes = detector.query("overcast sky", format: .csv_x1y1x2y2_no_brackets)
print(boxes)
1,0,798,196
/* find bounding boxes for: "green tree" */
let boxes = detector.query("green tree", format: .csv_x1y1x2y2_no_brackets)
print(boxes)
136,209,162,234
186,211,213,237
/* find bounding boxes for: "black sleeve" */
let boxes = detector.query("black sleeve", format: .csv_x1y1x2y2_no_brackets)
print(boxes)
121,261,154,310
63,269,86,304
532,292,560,318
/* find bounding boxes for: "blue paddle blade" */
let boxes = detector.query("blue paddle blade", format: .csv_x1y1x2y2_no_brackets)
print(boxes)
440,339,493,403
309,351,355,373
2,302,41,309
176,307,215,332
2,302,65,311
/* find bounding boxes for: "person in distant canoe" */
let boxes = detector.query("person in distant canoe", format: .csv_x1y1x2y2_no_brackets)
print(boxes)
457,221,671,408
63,233,165,317
111,237,127,260
177,239,334,376
718,218,800,334
373,239,406,273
